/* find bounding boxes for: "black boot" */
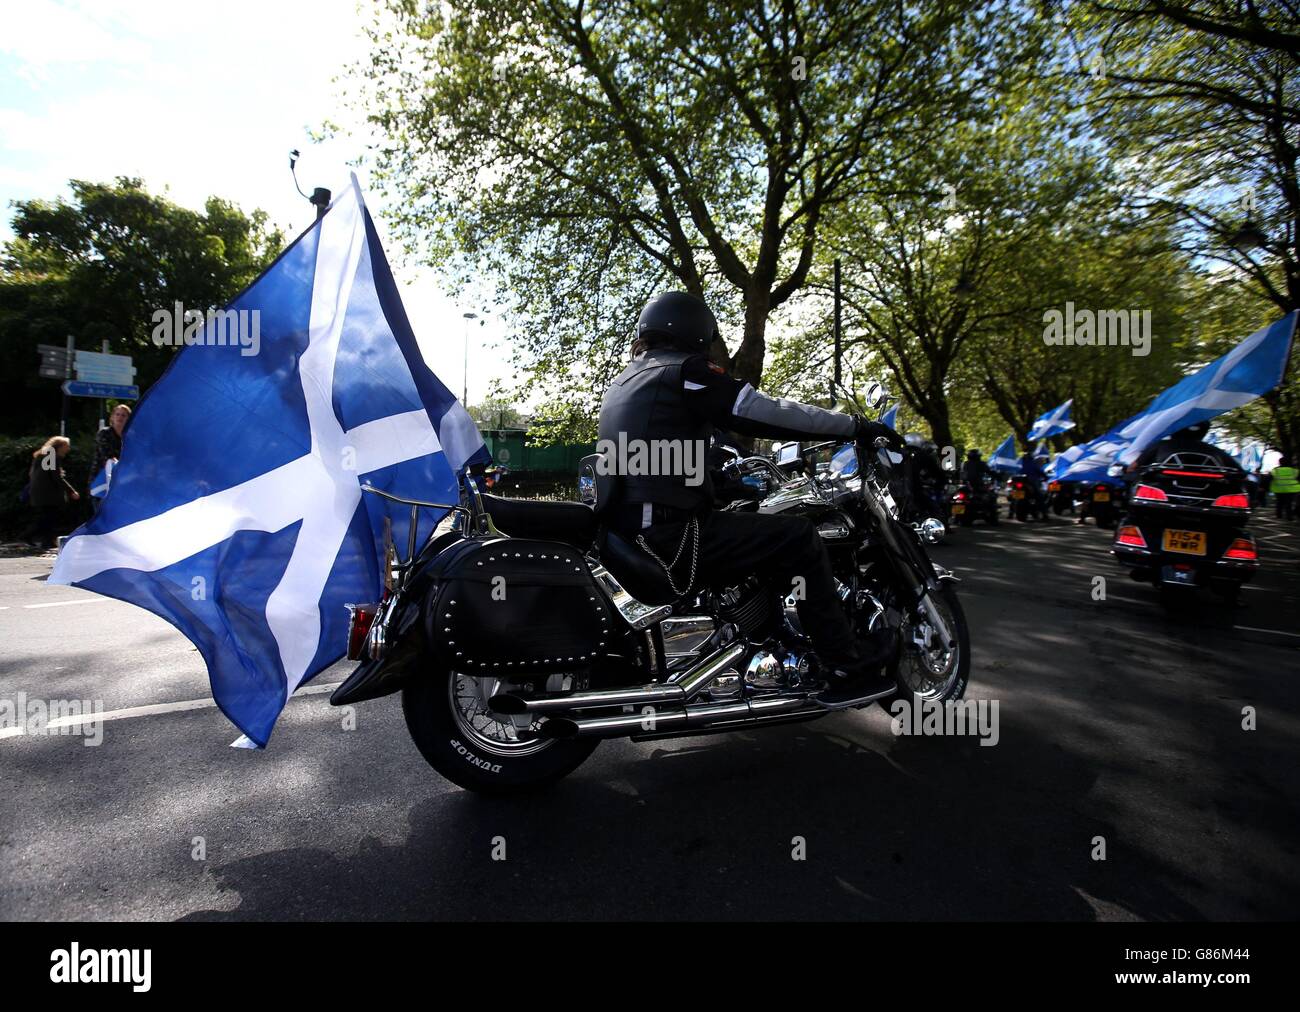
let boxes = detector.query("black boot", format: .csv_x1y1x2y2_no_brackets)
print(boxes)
815,626,899,707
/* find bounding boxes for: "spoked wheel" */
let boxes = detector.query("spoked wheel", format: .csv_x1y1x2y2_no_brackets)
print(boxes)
883,584,971,706
402,670,599,794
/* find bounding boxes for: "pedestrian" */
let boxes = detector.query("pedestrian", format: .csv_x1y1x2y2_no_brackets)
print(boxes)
89,403,131,513
1271,455,1298,520
24,436,80,550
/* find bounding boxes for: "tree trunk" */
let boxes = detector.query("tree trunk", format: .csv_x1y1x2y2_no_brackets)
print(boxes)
729,288,770,387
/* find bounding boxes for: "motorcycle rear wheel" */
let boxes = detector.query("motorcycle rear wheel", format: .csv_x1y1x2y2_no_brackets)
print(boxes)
402,671,599,794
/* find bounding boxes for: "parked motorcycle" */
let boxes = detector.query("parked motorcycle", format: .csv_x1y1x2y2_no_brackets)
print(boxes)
329,425,970,794
1111,460,1257,610
950,479,1000,527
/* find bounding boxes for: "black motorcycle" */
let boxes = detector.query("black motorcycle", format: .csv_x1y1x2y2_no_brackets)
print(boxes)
950,478,1000,527
1007,475,1047,522
1075,480,1122,528
1111,458,1257,610
1047,479,1074,516
329,434,970,793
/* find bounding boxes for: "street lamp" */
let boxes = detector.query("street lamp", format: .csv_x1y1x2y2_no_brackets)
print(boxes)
289,149,331,221
462,312,478,406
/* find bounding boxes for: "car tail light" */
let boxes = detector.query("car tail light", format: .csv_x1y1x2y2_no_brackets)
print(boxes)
955,491,967,501
345,602,379,660
1115,525,1147,548
1212,493,1250,509
1222,538,1257,561
1134,484,1168,501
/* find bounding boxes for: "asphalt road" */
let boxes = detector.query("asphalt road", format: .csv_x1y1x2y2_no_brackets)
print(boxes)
1,512,1297,921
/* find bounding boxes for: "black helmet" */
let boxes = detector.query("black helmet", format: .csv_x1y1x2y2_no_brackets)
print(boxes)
967,448,981,459
1180,420,1211,440
637,292,719,354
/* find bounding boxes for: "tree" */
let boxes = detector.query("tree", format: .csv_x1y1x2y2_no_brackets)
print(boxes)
0,177,284,433
346,0,1041,437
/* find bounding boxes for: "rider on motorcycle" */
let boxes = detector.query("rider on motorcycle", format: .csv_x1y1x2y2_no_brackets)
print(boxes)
598,292,900,704
961,449,993,487
1018,448,1048,518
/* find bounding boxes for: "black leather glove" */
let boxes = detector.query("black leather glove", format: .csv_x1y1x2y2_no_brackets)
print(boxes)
853,415,901,448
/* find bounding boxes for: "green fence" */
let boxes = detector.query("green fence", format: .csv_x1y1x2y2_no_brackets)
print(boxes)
480,429,595,476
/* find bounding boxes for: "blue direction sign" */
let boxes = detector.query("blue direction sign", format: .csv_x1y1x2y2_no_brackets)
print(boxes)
62,380,139,400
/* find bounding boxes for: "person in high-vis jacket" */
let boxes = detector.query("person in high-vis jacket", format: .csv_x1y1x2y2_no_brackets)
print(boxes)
598,291,900,704
1271,455,1298,520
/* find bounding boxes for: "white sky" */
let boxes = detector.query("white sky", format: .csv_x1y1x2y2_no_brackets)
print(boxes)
0,0,520,406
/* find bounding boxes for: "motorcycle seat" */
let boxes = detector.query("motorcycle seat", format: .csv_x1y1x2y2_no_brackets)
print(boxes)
481,494,597,550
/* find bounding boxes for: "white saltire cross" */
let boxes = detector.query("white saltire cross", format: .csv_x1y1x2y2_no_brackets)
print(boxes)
52,181,443,711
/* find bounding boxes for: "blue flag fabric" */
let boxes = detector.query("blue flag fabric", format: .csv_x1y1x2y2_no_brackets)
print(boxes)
89,459,114,499
987,434,1020,473
1117,312,1296,465
881,403,898,429
50,176,488,746
1027,398,1076,442
1056,418,1139,484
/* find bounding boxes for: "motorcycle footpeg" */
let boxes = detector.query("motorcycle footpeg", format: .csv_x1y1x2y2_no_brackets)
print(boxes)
809,681,896,711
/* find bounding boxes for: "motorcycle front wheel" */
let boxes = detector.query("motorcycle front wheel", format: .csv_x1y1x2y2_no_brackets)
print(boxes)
881,583,971,707
402,670,599,795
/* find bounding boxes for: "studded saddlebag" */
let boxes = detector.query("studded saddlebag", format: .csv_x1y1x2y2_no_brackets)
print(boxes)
426,537,615,674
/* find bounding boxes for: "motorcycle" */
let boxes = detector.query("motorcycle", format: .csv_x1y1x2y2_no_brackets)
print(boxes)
1075,480,1123,528
1047,479,1075,516
1007,475,1047,522
950,478,1000,527
1111,460,1257,610
329,416,971,794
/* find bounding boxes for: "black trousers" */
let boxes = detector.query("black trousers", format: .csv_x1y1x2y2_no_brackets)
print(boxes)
623,510,861,670
1277,492,1297,520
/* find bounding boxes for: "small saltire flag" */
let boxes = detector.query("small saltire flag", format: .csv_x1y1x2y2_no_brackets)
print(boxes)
1118,312,1297,466
881,403,899,429
1027,398,1076,442
50,175,488,747
89,459,114,499
987,434,1020,473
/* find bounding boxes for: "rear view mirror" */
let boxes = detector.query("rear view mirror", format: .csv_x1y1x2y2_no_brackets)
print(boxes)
863,380,886,410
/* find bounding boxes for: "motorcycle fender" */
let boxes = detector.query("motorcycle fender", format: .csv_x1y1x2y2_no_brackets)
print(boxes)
330,595,426,706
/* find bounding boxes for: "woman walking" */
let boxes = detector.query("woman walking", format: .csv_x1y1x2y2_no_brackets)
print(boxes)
24,436,81,550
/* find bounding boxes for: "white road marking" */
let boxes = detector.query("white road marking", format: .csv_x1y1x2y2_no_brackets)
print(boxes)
1234,626,1300,641
23,598,112,609
0,681,343,740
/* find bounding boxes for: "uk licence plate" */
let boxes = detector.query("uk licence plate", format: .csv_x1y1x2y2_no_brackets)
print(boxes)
1162,529,1206,556
952,504,965,515
1093,491,1110,502
1011,490,1025,500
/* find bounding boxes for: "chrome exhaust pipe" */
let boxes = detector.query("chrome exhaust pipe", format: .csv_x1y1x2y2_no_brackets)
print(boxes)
490,642,747,715
542,695,812,740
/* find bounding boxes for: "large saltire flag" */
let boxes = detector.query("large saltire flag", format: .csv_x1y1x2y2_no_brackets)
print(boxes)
987,434,1020,473
1057,418,1138,484
881,403,899,429
1027,398,1076,442
1117,312,1297,466
50,175,488,747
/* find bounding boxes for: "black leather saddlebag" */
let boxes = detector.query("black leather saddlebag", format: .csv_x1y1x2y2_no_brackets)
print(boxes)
426,537,615,674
